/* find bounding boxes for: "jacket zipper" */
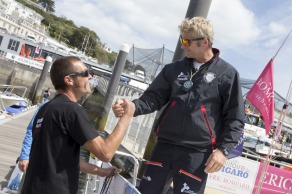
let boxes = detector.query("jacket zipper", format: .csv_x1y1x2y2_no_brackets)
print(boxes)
155,101,177,135
200,105,216,150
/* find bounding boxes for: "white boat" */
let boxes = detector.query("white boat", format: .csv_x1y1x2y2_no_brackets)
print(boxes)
0,94,26,108
0,85,28,112
255,143,288,157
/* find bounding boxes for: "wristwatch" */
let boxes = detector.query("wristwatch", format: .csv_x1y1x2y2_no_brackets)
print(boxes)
218,147,229,157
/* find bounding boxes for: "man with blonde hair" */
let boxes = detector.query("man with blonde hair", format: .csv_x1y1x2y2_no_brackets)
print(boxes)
113,17,244,193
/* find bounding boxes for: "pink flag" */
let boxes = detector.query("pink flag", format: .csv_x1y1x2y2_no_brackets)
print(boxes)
246,59,274,135
35,45,41,54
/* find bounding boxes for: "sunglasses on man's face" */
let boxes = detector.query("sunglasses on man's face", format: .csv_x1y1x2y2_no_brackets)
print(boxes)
67,69,91,77
179,35,205,47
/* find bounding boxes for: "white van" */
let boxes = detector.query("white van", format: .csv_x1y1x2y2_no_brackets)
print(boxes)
128,79,148,90
135,70,145,80
244,113,266,138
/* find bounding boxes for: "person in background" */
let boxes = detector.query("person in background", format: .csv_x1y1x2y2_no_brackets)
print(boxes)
18,102,46,173
113,17,244,194
20,56,135,194
43,87,50,102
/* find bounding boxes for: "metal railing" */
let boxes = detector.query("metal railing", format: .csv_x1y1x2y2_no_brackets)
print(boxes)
242,148,292,169
95,76,144,97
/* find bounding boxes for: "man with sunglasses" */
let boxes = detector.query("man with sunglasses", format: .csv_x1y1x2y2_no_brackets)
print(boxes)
20,56,135,194
113,17,244,193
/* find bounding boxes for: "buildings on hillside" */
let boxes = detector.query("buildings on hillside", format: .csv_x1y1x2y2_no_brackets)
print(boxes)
0,0,47,43
0,0,112,55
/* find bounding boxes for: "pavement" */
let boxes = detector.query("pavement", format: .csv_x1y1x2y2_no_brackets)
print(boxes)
0,108,37,194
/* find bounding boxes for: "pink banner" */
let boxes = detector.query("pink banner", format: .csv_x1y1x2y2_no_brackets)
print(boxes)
252,163,292,194
206,156,292,194
246,59,274,134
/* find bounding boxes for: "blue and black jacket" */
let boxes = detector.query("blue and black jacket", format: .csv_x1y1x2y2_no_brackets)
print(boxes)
133,49,245,154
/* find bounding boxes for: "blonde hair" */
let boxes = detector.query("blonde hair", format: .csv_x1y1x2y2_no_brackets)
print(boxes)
179,17,214,47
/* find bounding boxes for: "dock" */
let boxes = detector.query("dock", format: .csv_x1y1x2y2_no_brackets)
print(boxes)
0,108,37,194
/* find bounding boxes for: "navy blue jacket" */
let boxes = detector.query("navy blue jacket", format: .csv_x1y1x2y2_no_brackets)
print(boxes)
133,49,245,153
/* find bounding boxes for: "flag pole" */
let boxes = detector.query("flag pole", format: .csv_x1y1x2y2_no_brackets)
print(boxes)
273,28,292,60
255,29,292,194
255,80,292,194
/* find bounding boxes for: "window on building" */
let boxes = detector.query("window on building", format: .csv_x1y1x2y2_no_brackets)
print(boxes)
8,39,20,51
0,36,3,46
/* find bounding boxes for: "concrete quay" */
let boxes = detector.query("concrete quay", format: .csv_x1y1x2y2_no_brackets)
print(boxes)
0,108,37,194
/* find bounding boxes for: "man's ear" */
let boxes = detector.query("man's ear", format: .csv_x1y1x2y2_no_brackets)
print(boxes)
64,75,74,86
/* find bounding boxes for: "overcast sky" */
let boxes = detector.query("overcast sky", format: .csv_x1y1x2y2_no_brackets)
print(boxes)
55,0,292,99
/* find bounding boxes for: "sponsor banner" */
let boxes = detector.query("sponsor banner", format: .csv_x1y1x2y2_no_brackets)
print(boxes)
206,157,259,194
252,163,292,194
6,52,44,70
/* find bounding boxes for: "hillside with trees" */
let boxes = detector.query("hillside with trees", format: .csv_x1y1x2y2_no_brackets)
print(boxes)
16,0,118,65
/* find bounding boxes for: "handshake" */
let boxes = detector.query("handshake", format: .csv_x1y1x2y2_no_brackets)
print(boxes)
112,98,135,118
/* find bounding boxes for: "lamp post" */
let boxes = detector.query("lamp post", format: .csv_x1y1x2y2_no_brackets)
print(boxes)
149,59,157,82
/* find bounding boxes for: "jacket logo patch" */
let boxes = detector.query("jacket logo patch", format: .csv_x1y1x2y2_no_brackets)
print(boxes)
204,72,216,83
180,183,196,193
177,72,189,81
142,175,151,181
35,118,43,133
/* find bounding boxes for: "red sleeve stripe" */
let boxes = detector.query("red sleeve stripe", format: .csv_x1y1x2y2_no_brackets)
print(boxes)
145,161,163,167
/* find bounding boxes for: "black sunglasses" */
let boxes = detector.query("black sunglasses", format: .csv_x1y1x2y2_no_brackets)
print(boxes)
179,35,205,47
67,69,91,77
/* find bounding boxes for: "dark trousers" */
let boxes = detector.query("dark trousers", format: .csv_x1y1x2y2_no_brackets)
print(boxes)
138,142,211,194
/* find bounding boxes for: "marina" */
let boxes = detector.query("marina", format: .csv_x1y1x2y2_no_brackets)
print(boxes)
1,1,292,193
0,65,291,194
0,33,292,193
1,100,292,194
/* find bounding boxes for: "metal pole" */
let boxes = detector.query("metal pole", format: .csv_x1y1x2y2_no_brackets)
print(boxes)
95,44,130,131
255,80,292,194
32,56,52,104
133,44,135,67
172,0,212,62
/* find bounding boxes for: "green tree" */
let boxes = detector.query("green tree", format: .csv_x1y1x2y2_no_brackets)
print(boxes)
39,0,55,13
124,60,133,71
134,65,145,72
68,27,99,52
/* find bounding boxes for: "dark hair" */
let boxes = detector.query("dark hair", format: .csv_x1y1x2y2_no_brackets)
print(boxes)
50,56,81,90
